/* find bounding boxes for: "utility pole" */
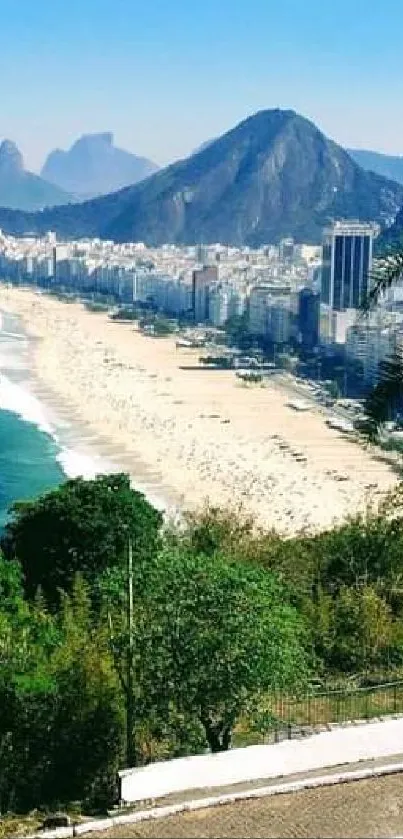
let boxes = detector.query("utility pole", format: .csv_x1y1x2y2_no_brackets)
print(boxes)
126,536,135,767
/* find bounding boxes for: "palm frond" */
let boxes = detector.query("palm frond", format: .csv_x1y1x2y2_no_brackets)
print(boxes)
363,247,403,312
362,346,403,438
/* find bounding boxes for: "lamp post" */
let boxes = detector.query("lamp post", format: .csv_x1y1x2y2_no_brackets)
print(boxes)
126,535,136,768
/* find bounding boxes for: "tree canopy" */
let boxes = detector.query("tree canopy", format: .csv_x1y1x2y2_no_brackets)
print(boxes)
1,473,162,604
101,545,309,753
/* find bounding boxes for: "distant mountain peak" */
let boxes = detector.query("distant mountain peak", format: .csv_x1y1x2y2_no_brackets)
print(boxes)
0,137,73,211
41,133,159,198
72,132,114,149
1,109,403,243
0,139,24,174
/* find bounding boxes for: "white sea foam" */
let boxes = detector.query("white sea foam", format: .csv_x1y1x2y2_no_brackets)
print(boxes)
0,374,54,436
0,313,174,507
2,331,27,340
0,373,173,507
56,446,115,480
0,373,111,480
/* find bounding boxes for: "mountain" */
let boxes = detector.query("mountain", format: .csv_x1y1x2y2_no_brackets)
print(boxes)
192,138,216,155
1,110,403,245
41,133,159,198
378,203,403,251
0,140,73,211
347,148,403,186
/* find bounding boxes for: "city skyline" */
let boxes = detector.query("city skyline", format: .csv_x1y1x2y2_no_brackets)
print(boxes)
1,0,403,171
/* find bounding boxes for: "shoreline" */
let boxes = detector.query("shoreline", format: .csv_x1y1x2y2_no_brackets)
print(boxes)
0,304,177,516
0,285,398,535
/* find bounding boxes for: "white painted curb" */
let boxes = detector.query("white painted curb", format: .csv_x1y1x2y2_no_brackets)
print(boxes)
22,760,403,838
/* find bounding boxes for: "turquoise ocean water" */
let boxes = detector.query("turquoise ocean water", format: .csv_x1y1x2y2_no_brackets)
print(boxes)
0,309,65,529
0,303,169,531
0,407,65,529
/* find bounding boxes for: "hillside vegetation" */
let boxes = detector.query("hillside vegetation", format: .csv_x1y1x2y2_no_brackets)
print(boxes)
2,474,403,816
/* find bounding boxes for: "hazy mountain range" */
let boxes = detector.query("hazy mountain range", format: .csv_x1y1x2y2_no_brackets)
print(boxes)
347,149,403,186
0,110,403,246
0,140,73,211
0,133,158,212
41,132,159,199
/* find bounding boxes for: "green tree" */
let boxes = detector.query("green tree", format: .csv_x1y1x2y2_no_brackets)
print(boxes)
0,554,60,812
139,547,309,752
152,316,176,336
360,245,403,433
1,473,162,605
330,585,393,673
0,572,124,813
46,576,124,808
224,313,253,350
326,380,341,400
276,353,299,373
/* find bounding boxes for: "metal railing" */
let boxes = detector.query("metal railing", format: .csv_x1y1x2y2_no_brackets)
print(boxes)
254,681,403,744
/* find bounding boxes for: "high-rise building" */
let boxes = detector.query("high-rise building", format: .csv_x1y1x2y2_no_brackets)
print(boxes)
248,285,271,336
267,300,292,344
192,265,218,322
346,314,401,385
298,288,320,349
321,221,379,311
249,285,293,340
208,285,229,326
279,238,294,261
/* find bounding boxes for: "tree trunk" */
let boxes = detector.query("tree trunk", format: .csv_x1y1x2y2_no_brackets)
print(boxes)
201,713,233,753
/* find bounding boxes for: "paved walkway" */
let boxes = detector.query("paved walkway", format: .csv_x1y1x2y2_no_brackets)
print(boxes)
120,717,403,803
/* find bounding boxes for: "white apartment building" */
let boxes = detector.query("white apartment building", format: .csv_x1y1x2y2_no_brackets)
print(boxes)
320,306,358,346
249,284,293,339
346,313,403,384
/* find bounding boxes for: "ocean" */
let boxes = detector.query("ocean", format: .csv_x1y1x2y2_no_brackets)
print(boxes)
0,309,106,529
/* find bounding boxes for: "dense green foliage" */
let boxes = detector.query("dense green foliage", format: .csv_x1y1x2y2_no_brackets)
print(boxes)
183,502,403,678
1,473,162,605
101,546,307,754
0,568,122,813
4,475,403,816
110,307,141,321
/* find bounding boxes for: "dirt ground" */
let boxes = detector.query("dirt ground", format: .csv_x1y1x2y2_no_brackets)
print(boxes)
90,774,403,838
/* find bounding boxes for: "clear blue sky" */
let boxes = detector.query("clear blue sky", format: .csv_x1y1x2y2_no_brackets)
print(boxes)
1,0,403,171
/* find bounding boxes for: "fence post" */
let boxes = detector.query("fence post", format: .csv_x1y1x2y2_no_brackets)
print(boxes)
394,682,397,713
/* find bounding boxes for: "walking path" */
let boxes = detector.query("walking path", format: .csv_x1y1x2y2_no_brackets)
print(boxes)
21,717,403,837
119,716,403,803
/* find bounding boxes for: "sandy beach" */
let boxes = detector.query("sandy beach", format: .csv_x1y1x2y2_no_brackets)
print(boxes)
0,286,398,534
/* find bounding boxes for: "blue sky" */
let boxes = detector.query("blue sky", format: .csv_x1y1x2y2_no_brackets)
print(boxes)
1,0,403,171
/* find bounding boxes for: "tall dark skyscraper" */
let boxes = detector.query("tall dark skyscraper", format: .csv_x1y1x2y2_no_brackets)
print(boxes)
298,287,320,349
321,222,379,311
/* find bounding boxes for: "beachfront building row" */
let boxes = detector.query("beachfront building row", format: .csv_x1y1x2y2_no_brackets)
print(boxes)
3,225,401,384
0,231,316,329
0,231,319,291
